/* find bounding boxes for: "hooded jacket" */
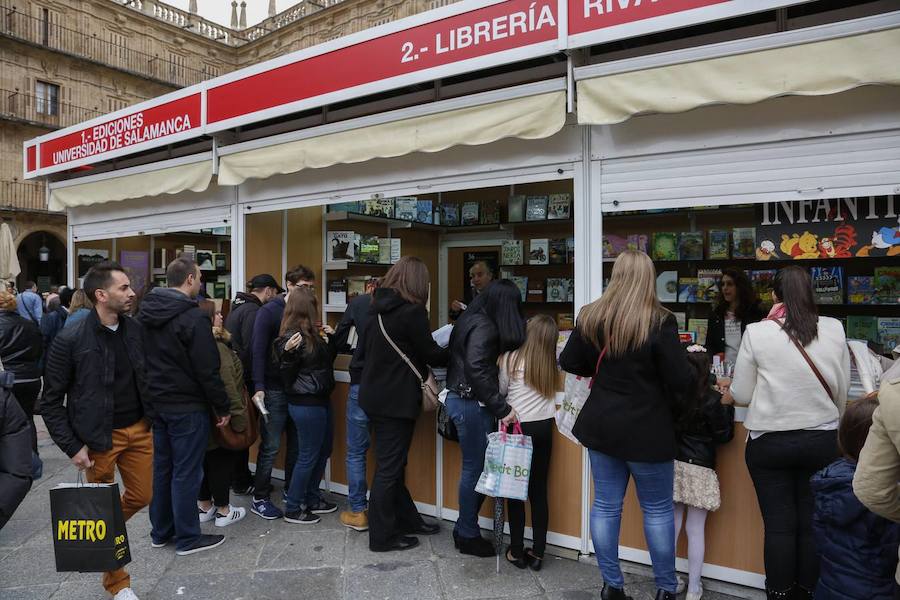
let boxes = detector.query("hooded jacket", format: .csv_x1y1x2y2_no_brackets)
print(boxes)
224,291,263,388
358,288,448,421
0,387,33,528
137,288,229,416
812,458,900,600
0,311,42,382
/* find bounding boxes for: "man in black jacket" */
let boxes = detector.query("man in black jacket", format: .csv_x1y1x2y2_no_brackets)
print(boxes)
223,273,281,495
0,386,32,530
138,257,230,557
41,261,153,600
41,286,72,353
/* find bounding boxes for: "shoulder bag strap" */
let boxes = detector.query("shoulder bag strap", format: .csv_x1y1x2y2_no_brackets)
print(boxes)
587,346,608,390
771,317,835,402
378,314,424,384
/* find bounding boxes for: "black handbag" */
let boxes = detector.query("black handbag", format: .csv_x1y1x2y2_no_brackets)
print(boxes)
437,402,458,442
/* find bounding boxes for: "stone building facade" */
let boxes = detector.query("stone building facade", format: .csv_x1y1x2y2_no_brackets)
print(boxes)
0,0,450,289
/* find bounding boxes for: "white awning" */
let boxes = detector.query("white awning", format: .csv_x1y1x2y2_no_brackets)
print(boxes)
49,155,213,212
576,16,900,126
217,83,567,186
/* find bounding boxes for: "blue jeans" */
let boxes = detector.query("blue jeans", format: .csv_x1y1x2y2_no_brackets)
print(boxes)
253,388,299,500
346,384,370,512
285,403,333,512
150,411,209,550
588,450,676,592
446,391,494,538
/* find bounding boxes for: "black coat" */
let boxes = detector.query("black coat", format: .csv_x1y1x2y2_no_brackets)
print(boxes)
446,309,510,418
40,307,67,355
333,293,372,384
559,314,694,462
224,292,262,387
275,329,338,406
706,302,765,357
137,288,229,417
0,311,42,382
41,310,153,457
0,387,33,529
358,288,448,421
675,387,734,469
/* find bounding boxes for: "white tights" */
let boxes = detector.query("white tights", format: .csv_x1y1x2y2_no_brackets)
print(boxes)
674,503,708,594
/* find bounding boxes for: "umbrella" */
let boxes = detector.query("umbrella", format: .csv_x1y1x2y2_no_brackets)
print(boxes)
493,495,505,573
0,222,20,282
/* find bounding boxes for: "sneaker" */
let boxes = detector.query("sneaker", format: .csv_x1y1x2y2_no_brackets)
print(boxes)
232,484,255,496
113,587,140,600
198,505,217,523
175,534,226,556
675,578,687,595
284,509,320,524
215,506,247,527
686,584,703,600
340,510,369,531
309,499,338,514
150,537,173,548
251,497,283,520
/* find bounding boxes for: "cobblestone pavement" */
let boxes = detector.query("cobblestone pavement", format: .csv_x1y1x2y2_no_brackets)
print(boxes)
0,425,764,600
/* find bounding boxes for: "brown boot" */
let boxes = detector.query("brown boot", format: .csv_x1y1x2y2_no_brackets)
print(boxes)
339,509,368,531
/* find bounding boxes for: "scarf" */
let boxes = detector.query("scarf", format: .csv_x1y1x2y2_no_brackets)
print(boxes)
767,302,787,320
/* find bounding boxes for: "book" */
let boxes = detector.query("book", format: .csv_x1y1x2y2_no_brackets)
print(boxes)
526,196,549,221
527,278,544,303
627,234,649,254
213,282,227,299
390,238,401,264
346,276,370,298
848,276,875,305
602,235,628,259
508,195,526,222
205,282,216,298
394,197,418,221
557,313,575,331
546,278,571,303
363,198,394,219
328,279,347,306
548,193,571,220
811,266,844,304
508,276,528,302
874,267,900,304
673,311,687,331
328,231,356,261
416,200,433,224
846,315,877,342
461,202,480,226
656,271,678,302
678,232,704,261
878,318,900,352
529,239,549,265
566,237,575,264
679,331,698,344
481,197,500,225
652,232,679,261
213,253,228,271
196,251,215,271
549,238,567,265
358,236,381,263
180,244,195,261
708,230,731,259
378,239,392,264
501,240,524,266
688,318,710,346
441,203,459,226
751,270,777,305
329,201,361,213
697,269,722,304
732,227,757,259
678,277,699,303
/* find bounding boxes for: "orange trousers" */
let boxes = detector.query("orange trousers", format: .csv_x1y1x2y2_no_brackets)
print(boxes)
86,419,153,596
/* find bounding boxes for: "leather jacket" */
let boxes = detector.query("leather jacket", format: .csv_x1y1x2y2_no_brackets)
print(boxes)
446,309,511,419
0,311,42,382
675,387,735,469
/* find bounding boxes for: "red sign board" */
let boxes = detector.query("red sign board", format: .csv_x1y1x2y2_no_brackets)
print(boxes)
25,145,36,173
207,0,559,126
568,0,727,35
35,93,202,174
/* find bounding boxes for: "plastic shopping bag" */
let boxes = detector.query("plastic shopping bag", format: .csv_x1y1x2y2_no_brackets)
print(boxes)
556,347,607,444
50,481,131,572
475,423,533,501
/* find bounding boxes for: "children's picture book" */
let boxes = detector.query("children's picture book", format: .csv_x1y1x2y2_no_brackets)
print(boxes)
328,231,356,261
627,234,649,254
481,197,500,225
697,269,722,304
652,232,679,261
546,278,570,303
811,266,844,305
461,202,480,226
751,270,777,305
508,195,526,222
527,278,545,303
549,238,567,265
358,236,381,263
732,227,757,259
846,315,877,342
602,235,629,259
508,276,528,302
877,317,900,352
441,203,460,227
688,318,710,346
566,237,575,264
363,198,394,219
416,200,433,224
529,239,549,265
673,311,687,331
678,232,704,261
214,253,228,271
328,279,347,306
501,240,524,266
526,196,549,221
394,197,418,221
708,230,730,259
874,267,900,305
656,271,678,302
548,193,571,220
848,276,875,305
678,277,699,303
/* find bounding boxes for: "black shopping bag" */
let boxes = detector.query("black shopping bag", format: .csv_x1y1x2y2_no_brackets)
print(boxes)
49,483,131,572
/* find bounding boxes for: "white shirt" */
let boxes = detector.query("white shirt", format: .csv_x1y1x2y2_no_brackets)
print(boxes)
724,312,742,366
498,352,557,423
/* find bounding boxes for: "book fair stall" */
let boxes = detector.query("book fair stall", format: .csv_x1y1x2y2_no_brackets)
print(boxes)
24,0,900,589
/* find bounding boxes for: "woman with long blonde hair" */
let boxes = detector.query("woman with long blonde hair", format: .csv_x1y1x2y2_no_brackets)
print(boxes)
498,314,560,571
559,250,694,600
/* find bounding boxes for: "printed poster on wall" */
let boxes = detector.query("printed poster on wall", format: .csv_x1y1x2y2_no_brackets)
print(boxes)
77,248,109,277
755,195,899,260
120,251,149,295
463,251,499,304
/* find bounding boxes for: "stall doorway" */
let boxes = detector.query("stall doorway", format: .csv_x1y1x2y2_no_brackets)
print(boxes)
17,231,66,292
